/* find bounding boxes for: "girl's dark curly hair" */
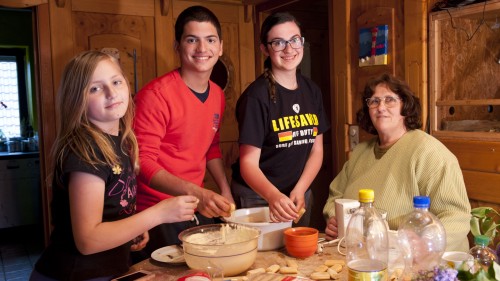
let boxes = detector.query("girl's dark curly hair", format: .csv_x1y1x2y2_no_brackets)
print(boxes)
357,73,422,135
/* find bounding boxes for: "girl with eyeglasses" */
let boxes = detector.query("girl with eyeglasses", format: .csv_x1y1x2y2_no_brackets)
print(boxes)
322,73,471,253
231,12,329,226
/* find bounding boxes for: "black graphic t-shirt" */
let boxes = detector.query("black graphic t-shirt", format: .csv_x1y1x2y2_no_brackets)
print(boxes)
35,134,137,280
233,74,330,194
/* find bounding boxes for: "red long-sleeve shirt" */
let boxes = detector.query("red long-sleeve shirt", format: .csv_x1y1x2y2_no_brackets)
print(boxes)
133,70,224,211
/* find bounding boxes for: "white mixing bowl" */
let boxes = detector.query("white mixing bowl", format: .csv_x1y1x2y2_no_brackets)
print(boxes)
224,207,292,251
178,223,260,276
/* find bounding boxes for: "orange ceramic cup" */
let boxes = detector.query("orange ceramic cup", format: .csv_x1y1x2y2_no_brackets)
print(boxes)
284,227,319,258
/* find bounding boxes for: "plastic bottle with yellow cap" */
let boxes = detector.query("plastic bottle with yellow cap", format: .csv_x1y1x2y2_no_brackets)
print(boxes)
345,189,389,281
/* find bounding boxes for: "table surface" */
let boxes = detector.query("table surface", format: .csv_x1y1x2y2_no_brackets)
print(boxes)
128,242,348,281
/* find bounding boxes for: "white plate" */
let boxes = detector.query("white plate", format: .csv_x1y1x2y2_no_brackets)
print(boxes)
151,245,185,264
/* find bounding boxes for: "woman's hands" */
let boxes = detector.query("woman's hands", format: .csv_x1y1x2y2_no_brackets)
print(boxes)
325,216,338,240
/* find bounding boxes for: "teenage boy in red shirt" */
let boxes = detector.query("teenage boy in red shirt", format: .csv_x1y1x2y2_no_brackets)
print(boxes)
133,5,234,257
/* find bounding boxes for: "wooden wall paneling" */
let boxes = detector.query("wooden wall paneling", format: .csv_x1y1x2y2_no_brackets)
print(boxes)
428,6,441,134
462,170,500,204
71,0,154,17
41,0,74,241
172,1,239,23
89,34,142,92
154,0,174,75
0,0,47,7
252,9,268,77
237,4,255,93
331,0,350,170
433,130,500,142
72,11,156,94
49,0,73,102
219,22,240,143
438,16,500,120
234,2,254,183
441,139,500,173
35,2,56,246
404,0,427,130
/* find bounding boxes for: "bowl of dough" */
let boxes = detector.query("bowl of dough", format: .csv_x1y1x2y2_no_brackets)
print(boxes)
224,206,292,251
178,223,260,276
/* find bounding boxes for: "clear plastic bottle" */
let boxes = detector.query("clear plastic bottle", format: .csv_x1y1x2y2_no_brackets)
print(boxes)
468,235,499,271
345,189,389,281
397,196,446,279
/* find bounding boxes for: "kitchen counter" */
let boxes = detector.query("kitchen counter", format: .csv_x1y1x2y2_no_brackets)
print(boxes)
0,151,39,159
128,241,348,280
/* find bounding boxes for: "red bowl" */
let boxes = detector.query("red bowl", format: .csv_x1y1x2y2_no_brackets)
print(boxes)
284,227,318,258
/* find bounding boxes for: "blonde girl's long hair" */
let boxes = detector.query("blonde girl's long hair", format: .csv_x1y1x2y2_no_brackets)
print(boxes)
50,50,139,186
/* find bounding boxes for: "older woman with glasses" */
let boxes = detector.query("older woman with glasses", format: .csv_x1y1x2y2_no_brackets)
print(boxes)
323,73,471,252
230,11,329,226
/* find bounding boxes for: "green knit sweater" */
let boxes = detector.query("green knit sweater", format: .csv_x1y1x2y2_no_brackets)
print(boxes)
323,129,471,252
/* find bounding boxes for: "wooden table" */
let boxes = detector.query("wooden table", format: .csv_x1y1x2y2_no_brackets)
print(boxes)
128,242,348,281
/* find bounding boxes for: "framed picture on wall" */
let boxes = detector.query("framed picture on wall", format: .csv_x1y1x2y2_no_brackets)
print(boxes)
358,25,389,67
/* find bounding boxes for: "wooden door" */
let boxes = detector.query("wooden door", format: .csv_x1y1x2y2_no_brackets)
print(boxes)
50,0,159,96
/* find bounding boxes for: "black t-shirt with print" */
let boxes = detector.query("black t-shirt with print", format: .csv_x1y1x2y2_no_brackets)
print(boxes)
35,134,137,280
232,73,330,194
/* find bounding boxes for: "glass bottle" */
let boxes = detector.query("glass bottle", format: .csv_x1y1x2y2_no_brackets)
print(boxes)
468,235,499,271
345,189,389,281
397,196,446,279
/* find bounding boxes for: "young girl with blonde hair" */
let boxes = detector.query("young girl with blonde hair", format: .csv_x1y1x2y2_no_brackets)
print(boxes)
31,50,198,281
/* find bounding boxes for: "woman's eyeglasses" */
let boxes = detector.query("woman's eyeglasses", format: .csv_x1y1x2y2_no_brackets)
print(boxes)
366,96,401,108
267,37,305,52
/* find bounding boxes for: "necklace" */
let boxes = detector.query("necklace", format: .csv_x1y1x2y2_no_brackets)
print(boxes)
271,72,298,90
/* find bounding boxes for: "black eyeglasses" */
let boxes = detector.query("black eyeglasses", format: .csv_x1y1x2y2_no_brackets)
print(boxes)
366,96,401,108
267,37,305,52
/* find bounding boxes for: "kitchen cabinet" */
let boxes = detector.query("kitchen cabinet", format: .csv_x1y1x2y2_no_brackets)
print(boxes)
429,0,500,205
0,156,41,228
429,0,500,141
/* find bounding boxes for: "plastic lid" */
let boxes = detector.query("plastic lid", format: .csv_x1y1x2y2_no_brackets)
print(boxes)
413,196,430,208
474,235,490,246
358,189,374,203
